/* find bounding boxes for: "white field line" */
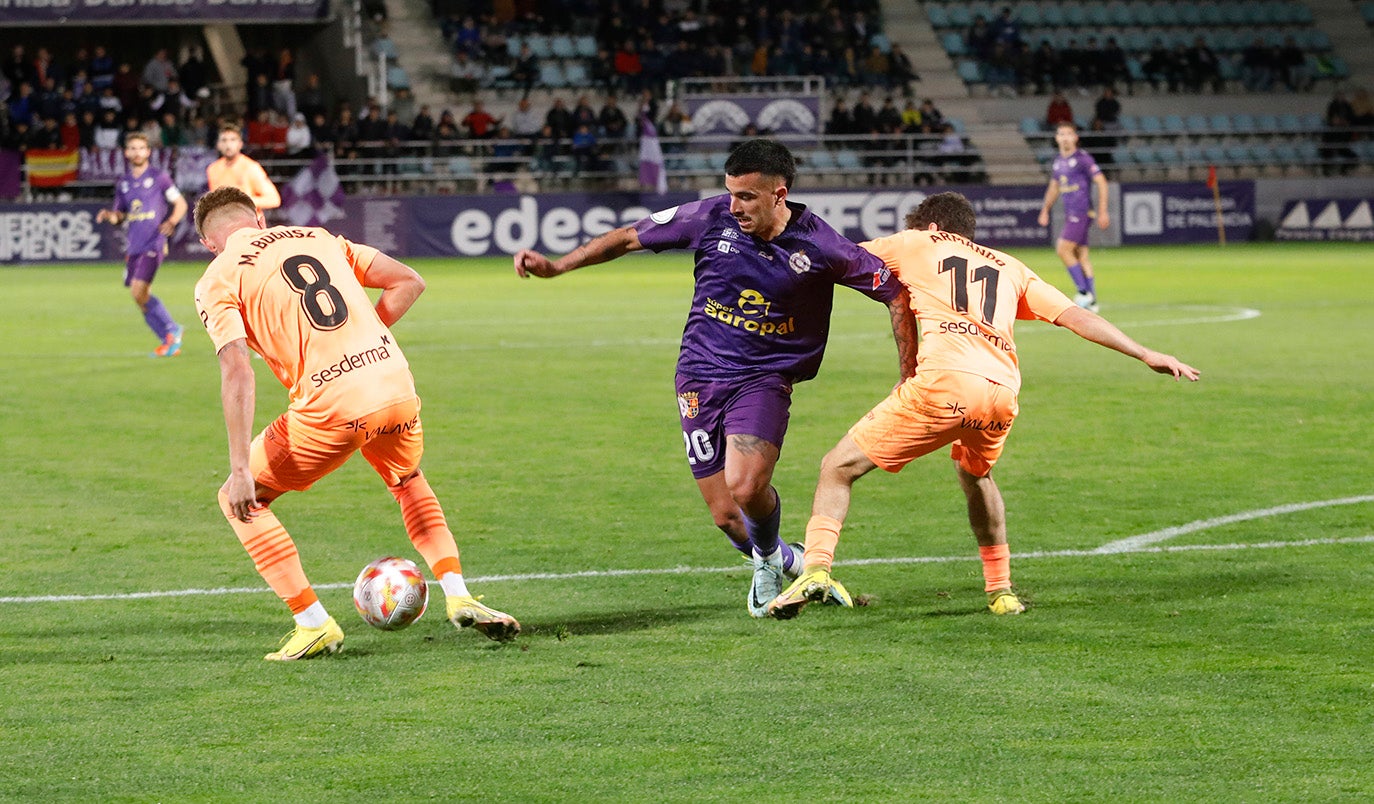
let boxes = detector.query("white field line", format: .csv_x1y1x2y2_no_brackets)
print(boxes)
1093,495,1374,553
2,515,1369,605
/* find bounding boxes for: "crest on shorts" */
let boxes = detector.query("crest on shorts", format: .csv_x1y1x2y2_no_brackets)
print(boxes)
788,249,812,274
677,391,700,419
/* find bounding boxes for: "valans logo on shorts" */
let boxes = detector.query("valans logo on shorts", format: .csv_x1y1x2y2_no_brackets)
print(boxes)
678,391,700,419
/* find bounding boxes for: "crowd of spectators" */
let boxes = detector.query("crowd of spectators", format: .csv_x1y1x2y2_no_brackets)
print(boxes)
434,0,917,96
964,9,1314,97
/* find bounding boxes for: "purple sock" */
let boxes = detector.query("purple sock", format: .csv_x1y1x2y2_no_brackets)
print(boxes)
743,489,782,558
1085,272,1096,296
1065,264,1090,294
142,296,177,340
726,534,752,558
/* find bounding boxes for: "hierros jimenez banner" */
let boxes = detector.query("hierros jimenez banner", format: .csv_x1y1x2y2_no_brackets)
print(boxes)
0,0,330,24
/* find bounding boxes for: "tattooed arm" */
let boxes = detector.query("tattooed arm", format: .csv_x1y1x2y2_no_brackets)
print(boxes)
886,287,920,381
514,226,645,279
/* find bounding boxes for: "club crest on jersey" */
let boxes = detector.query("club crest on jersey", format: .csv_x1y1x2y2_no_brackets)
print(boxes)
788,249,811,274
872,266,892,289
677,391,700,419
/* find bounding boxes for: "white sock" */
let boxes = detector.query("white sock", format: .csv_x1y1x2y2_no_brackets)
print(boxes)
294,601,329,628
440,572,471,598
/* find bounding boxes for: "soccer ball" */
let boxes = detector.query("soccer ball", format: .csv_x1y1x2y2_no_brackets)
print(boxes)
352,556,429,631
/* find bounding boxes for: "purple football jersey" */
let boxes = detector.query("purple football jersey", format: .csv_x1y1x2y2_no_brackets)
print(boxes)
1050,149,1102,218
633,194,902,383
114,167,177,257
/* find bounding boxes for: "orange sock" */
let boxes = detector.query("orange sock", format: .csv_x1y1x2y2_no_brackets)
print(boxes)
979,543,1011,592
803,515,842,572
390,474,462,579
218,489,317,614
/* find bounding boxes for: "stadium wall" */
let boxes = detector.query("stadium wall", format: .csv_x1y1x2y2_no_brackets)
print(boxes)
2,179,1370,265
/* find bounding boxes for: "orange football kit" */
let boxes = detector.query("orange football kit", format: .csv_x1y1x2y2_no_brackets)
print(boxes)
205,155,281,210
195,227,460,613
853,228,1075,477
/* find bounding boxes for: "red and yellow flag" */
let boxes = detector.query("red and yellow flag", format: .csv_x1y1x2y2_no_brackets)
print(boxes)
26,148,79,188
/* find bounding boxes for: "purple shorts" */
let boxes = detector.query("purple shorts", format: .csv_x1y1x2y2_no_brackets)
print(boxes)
675,372,793,479
123,251,163,286
1059,214,1091,246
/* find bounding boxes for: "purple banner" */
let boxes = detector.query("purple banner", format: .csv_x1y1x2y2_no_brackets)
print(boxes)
0,149,21,201
1276,198,1374,241
0,0,330,24
0,200,215,264
402,191,699,257
789,186,1052,248
684,96,822,138
1120,181,1255,244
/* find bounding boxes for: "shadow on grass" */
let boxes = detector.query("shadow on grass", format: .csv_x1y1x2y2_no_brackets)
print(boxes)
518,603,719,637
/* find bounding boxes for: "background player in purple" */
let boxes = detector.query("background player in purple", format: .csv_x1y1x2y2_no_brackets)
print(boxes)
515,139,918,617
1037,121,1110,312
96,132,188,357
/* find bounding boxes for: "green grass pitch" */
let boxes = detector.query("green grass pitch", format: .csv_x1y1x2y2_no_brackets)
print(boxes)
1,243,1371,800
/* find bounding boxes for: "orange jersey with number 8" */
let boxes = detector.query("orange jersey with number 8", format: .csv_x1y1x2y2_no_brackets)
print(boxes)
195,225,415,426
861,229,1074,392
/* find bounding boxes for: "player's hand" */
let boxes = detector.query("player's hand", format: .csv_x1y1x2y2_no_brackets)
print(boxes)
1142,349,1200,382
158,220,176,236
1037,209,1049,227
514,249,559,279
1097,211,1110,230
96,209,116,225
221,470,260,522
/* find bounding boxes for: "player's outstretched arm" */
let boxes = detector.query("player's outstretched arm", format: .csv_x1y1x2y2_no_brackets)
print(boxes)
363,252,426,327
514,225,643,279
886,288,920,380
1037,180,1060,227
160,195,188,237
1053,306,1200,381
1093,173,1111,230
217,339,259,522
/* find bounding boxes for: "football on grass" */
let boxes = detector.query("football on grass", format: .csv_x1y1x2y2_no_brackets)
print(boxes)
353,556,429,630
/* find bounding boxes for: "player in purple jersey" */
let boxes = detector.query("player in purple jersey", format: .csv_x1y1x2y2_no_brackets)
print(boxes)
1037,121,1110,312
96,132,188,357
515,139,919,617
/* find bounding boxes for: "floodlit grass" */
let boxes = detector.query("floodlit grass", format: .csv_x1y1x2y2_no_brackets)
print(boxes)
1,243,1371,800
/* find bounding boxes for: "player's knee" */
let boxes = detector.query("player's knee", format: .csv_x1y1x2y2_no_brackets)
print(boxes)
711,507,742,533
725,473,771,507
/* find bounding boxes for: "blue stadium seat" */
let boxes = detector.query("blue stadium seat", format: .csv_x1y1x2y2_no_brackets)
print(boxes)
943,32,968,56
526,35,553,58
448,156,474,177
1178,5,1202,26
1256,114,1280,133
1040,4,1065,26
1131,1,1159,26
1231,114,1257,135
574,35,599,58
506,36,524,59
926,4,950,28
1184,114,1209,134
1203,145,1227,164
1249,143,1277,164
1034,146,1056,165
956,60,985,84
1181,145,1205,164
1138,115,1163,135
870,33,892,54
1163,115,1188,135
1209,114,1233,134
1224,144,1254,164
1221,4,1248,25
1107,1,1134,27
947,5,973,27
1064,4,1088,26
563,62,590,85
1118,114,1139,133
835,149,862,169
1198,4,1225,25
538,61,567,88
1086,4,1111,26
1296,141,1320,164
1020,116,1043,135
1111,144,1134,166
551,35,576,59
1017,5,1042,26
1300,112,1324,130
386,65,410,89
1154,145,1181,164
805,150,836,169
1271,142,1299,164
708,151,729,171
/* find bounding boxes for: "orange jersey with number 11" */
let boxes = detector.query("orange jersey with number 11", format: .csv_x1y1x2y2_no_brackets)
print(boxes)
861,229,1074,393
194,226,416,425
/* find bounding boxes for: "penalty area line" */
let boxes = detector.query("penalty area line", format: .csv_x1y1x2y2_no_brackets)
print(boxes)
2,533,1371,605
